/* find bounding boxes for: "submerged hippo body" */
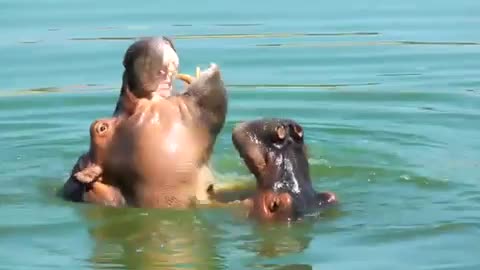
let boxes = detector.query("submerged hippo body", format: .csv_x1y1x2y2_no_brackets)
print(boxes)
230,118,337,222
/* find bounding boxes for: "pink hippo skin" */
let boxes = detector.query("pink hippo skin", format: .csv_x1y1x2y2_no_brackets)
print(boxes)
60,37,185,206
61,61,227,208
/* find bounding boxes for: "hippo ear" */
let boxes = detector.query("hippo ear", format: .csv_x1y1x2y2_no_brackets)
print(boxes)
162,36,177,53
315,192,337,207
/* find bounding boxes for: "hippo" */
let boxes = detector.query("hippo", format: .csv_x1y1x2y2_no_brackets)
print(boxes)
60,36,337,222
101,62,227,208
226,118,337,222
61,62,226,208
65,115,337,222
60,36,186,204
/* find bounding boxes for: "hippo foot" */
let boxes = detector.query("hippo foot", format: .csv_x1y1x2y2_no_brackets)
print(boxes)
82,182,126,207
74,164,103,185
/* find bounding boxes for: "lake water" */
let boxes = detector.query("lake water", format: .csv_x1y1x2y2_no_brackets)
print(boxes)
1,0,480,269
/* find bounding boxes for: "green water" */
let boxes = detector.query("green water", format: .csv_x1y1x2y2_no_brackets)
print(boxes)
1,0,480,269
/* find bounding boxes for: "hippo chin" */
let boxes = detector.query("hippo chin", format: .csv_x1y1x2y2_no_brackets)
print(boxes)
231,118,337,222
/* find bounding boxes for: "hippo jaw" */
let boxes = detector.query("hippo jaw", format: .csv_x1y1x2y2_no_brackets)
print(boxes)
122,37,179,99
88,118,119,165
232,118,337,222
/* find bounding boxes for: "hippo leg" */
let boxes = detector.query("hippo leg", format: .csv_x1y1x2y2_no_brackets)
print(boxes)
232,118,337,222
60,154,91,202
74,165,126,207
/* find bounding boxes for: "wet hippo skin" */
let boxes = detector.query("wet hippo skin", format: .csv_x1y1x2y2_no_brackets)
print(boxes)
59,37,336,221
60,37,186,206
230,118,337,222
102,63,227,208
61,63,227,208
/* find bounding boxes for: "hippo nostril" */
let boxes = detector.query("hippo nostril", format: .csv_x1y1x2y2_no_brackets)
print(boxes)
95,122,109,135
292,124,303,140
268,198,280,213
275,125,286,141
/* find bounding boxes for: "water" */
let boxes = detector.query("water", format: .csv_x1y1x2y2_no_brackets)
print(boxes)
1,0,480,269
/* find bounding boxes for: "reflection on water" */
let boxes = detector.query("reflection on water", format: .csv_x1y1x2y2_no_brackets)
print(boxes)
78,204,341,270
82,207,224,270
246,222,315,258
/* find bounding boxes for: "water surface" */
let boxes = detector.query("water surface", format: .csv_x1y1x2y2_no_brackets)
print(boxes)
1,0,480,269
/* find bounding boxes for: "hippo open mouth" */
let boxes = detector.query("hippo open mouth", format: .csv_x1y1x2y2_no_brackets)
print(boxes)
232,118,337,222
122,37,179,99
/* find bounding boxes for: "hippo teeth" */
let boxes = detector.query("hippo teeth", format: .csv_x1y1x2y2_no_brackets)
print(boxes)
156,82,172,91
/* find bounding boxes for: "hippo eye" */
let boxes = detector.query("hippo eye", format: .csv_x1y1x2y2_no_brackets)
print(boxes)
292,124,304,141
95,123,109,135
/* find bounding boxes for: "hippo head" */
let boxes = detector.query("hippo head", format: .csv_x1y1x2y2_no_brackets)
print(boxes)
88,118,118,165
113,37,180,116
122,36,179,99
232,118,337,222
